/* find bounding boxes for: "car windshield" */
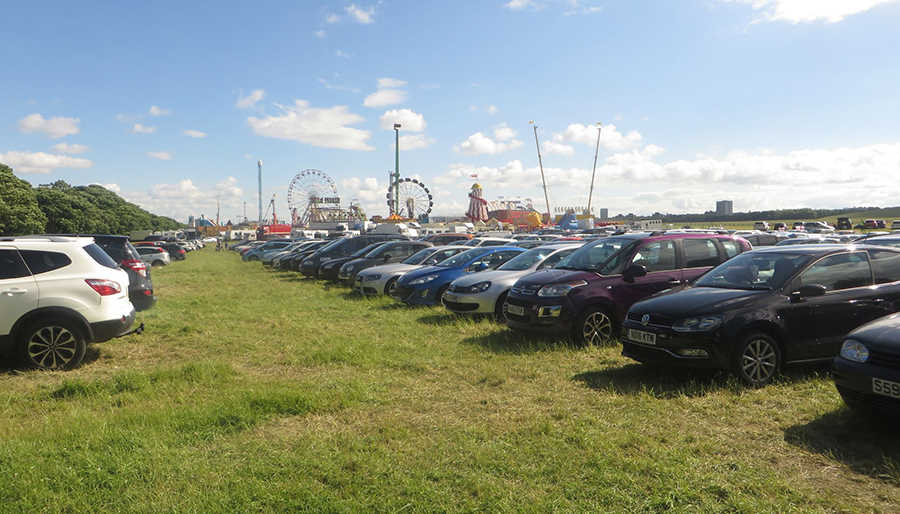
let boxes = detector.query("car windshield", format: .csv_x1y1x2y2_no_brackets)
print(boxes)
497,247,556,270
356,243,386,258
695,252,813,290
404,247,438,264
436,248,485,267
554,236,642,274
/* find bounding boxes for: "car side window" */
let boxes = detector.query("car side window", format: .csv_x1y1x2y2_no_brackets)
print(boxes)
19,250,72,275
489,251,520,267
0,249,31,280
683,239,720,268
631,240,677,273
538,249,575,269
721,239,741,258
868,249,900,284
798,252,872,291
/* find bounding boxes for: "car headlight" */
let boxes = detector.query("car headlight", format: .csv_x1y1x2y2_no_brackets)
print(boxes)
323,263,335,269
345,265,354,272
410,274,439,285
672,315,725,332
537,281,587,297
459,281,491,294
364,274,382,281
840,339,869,363
302,259,313,266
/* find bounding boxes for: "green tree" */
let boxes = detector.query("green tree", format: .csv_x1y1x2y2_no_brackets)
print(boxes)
35,184,105,234
0,163,47,235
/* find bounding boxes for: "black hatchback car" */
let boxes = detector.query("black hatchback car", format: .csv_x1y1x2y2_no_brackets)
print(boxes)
299,234,408,278
833,313,900,415
337,240,433,285
622,245,900,386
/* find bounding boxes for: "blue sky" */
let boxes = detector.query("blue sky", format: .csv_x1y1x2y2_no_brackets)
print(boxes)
2,0,900,223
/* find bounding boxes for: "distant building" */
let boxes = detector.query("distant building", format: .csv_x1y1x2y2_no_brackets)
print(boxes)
600,208,609,220
716,200,733,216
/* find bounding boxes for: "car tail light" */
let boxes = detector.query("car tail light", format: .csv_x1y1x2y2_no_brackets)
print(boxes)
178,249,185,254
121,259,148,277
85,279,122,296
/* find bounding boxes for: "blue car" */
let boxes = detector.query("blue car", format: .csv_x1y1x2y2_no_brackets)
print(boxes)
391,246,525,306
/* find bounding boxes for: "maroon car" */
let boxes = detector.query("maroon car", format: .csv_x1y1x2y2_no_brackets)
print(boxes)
505,232,751,344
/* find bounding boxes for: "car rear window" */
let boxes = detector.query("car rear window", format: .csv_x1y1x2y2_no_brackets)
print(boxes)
82,243,120,269
0,249,30,279
19,250,73,274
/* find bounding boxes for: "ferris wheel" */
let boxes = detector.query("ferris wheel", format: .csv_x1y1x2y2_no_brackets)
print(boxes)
287,169,340,225
386,177,433,220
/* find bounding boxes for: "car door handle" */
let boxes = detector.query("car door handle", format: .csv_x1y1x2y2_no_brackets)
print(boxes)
1,288,28,296
667,279,681,285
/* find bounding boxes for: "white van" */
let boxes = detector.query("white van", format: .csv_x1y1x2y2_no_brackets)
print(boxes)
891,220,900,230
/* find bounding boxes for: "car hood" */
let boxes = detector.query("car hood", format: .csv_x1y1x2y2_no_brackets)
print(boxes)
847,313,900,350
629,286,769,318
511,269,596,289
397,265,447,283
358,263,419,276
452,269,535,289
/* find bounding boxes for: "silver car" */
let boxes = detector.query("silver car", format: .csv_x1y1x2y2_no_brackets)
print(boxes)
443,244,582,317
354,246,468,296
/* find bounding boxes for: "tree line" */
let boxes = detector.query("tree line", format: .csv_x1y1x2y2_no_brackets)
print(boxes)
612,207,881,224
0,163,182,236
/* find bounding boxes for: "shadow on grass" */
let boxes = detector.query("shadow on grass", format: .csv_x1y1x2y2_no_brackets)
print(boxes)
573,361,834,399
0,344,101,375
785,408,900,482
461,329,576,355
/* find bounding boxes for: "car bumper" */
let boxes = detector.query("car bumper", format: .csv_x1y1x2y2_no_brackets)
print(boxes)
443,290,499,314
392,284,437,305
299,264,318,277
619,320,729,370
356,276,387,295
130,287,157,312
833,358,900,415
89,306,136,343
504,295,575,334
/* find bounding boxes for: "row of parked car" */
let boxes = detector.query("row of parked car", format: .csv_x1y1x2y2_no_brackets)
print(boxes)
239,229,900,415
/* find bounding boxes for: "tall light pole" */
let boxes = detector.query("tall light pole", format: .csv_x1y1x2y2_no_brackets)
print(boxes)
216,195,220,226
393,123,401,216
257,160,263,224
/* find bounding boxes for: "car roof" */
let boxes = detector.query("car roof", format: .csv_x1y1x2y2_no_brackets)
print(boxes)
749,244,879,255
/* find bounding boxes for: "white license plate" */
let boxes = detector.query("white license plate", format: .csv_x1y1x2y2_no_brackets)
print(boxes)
628,328,657,345
443,293,457,303
872,378,900,399
507,304,525,316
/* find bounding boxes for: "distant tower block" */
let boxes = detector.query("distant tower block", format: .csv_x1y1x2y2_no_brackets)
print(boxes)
258,160,263,223
716,200,733,216
600,208,608,220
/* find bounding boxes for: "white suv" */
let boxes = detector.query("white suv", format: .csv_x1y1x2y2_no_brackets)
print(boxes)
0,236,136,370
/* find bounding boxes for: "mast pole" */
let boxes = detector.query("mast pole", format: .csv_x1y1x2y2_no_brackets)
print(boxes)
587,122,602,217
531,122,552,224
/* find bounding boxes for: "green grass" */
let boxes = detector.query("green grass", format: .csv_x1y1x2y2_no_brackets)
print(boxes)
1,250,899,512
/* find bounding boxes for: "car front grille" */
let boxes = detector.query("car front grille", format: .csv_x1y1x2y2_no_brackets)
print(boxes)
392,285,416,301
445,301,478,312
868,349,900,371
511,285,539,295
626,312,676,328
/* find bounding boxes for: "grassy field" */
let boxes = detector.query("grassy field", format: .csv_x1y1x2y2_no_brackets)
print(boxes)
1,249,899,513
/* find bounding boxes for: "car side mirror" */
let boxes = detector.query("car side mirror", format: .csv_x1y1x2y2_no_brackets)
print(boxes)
622,264,647,283
467,262,490,273
791,284,827,302
383,254,392,261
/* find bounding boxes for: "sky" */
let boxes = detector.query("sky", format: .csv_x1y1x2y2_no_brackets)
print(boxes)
2,0,900,224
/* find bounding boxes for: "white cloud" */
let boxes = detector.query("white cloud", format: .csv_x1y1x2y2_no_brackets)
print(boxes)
0,150,92,174
217,176,243,197
236,89,266,109
18,113,81,139
720,0,900,23
325,12,340,23
116,113,139,123
554,123,642,151
542,141,575,156
345,4,375,23
493,123,517,141
315,29,326,37
149,105,171,116
92,182,120,192
380,109,426,131
51,143,89,154
377,78,407,89
504,0,539,11
487,105,500,114
340,177,385,203
454,131,523,155
119,177,246,221
147,151,172,160
247,99,374,151
131,123,156,134
183,130,207,138
318,78,361,93
398,134,436,150
364,89,406,107
335,50,352,58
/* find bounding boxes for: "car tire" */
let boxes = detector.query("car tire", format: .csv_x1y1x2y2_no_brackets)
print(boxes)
436,285,450,307
18,319,87,371
732,332,781,387
494,291,509,320
151,260,164,267
574,307,616,346
384,277,399,296
248,255,259,262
